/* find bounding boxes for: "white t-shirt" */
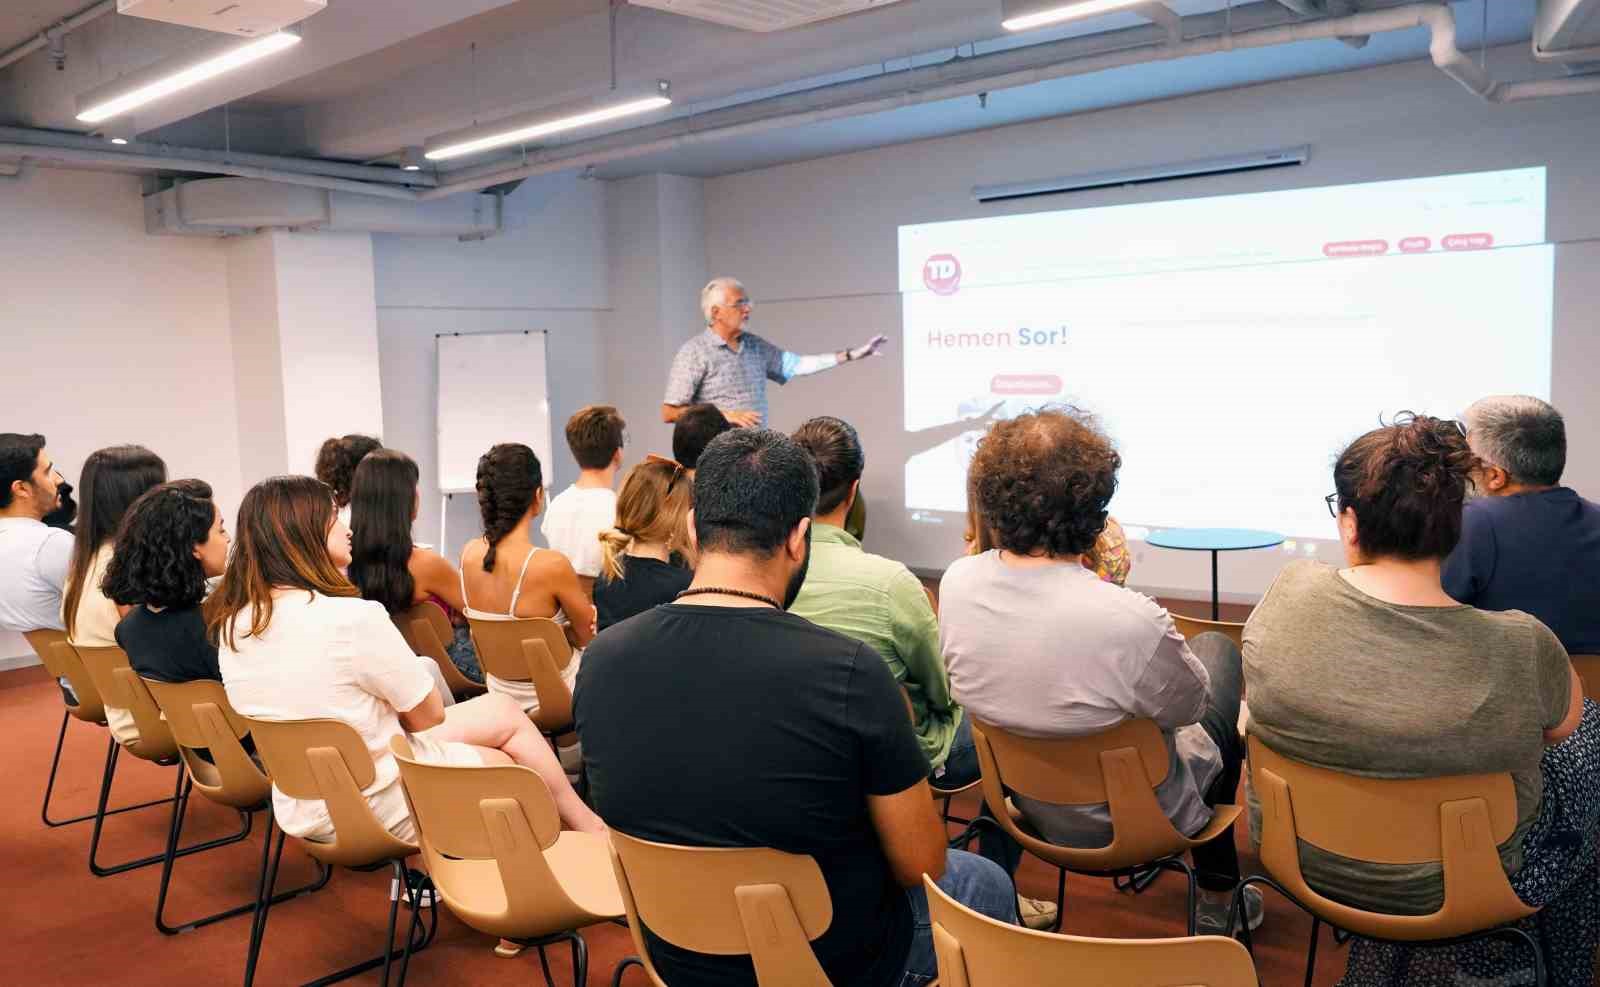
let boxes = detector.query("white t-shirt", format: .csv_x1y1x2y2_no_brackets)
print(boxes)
0,516,74,633
540,485,616,578
219,591,476,842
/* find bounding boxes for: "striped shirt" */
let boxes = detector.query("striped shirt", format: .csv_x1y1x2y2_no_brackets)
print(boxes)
663,329,797,427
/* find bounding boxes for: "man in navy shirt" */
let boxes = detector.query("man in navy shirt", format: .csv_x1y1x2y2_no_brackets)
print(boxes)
1444,396,1600,655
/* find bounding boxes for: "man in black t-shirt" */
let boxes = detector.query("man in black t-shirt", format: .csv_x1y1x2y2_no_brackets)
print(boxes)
576,429,1015,987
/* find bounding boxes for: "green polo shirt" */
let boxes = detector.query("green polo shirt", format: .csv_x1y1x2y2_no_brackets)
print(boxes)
791,523,961,770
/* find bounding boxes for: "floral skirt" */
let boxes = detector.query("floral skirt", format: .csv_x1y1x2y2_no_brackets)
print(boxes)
1338,700,1600,987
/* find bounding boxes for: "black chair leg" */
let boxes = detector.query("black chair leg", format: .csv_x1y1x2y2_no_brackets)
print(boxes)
1050,867,1067,933
1112,865,1164,895
1496,925,1547,987
299,861,435,987
46,718,175,828
571,931,588,987
611,957,644,987
1152,857,1199,936
90,756,251,878
1304,916,1322,987
243,824,289,987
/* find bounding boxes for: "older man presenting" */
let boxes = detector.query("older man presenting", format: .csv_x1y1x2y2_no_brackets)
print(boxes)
662,277,887,428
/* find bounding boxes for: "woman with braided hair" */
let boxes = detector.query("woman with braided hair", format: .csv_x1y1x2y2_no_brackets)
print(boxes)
459,443,595,727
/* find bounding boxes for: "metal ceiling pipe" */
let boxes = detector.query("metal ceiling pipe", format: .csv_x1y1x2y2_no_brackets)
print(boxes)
1531,38,1600,62
0,127,438,187
415,2,1600,201
0,1,116,73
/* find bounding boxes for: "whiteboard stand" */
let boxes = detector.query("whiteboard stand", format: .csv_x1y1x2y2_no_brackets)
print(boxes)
440,493,449,557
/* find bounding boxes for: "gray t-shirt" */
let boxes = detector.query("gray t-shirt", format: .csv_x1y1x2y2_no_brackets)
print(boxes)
940,551,1221,847
1243,560,1572,914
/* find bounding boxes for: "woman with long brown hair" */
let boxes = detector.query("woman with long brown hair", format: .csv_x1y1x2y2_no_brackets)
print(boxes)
63,444,166,744
594,455,694,632
209,475,602,847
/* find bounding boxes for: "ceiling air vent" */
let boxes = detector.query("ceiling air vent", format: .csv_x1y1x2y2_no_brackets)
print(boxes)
118,0,326,37
627,0,909,32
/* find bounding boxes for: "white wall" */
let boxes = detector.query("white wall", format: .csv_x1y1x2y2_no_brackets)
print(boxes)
373,172,611,563
701,46,1600,599
0,168,243,661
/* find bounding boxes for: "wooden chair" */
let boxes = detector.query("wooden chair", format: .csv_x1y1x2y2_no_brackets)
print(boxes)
1170,613,1245,651
924,873,1259,986
142,677,330,935
22,629,170,829
1239,735,1546,987
392,603,485,700
241,716,439,987
467,616,577,739
390,736,623,987
1572,655,1600,702
608,830,834,987
72,645,250,877
972,717,1243,935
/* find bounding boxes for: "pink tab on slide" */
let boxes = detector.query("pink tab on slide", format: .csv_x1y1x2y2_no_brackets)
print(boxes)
1398,237,1431,253
992,374,1062,395
1442,233,1494,251
1322,240,1389,258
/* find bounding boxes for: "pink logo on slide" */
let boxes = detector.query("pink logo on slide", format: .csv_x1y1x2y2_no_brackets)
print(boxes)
923,255,962,295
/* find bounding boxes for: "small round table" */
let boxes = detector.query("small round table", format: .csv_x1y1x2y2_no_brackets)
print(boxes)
1144,527,1285,620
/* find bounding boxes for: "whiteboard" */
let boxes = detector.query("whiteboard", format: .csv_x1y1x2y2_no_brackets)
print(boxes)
436,331,553,494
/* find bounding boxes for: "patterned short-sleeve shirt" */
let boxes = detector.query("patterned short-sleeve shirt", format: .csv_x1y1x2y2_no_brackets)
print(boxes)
663,329,796,427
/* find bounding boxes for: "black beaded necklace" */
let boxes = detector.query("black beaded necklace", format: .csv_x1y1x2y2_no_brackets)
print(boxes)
676,587,783,610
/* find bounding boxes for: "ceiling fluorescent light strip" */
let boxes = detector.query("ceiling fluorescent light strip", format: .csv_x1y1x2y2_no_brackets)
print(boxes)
425,92,673,162
77,31,301,124
1002,0,1149,31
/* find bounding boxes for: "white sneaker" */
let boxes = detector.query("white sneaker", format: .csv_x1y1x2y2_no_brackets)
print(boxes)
1195,886,1263,935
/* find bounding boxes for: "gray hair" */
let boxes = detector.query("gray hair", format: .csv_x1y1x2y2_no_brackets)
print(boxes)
1462,395,1566,486
701,277,743,325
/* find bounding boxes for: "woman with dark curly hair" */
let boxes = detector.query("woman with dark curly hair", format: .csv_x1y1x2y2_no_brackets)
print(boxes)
459,443,594,728
940,407,1255,934
1245,414,1598,986
313,433,381,526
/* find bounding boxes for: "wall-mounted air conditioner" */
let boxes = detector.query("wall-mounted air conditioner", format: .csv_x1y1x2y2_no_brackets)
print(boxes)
118,0,326,37
973,146,1311,203
627,0,909,32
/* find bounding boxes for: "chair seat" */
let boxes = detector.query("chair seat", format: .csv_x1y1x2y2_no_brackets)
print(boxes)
429,831,623,939
1003,799,1243,862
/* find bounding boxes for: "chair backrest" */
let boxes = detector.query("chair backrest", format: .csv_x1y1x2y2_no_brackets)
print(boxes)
609,830,833,987
393,603,481,698
240,715,415,867
390,736,609,932
1572,655,1600,702
22,628,104,724
1169,613,1245,651
972,717,1190,871
142,678,269,809
74,644,178,760
467,616,574,730
1248,735,1534,941
924,874,1258,986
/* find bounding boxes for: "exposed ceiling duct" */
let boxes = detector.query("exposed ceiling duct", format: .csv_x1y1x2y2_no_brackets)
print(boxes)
143,176,502,238
626,0,911,32
1533,0,1600,61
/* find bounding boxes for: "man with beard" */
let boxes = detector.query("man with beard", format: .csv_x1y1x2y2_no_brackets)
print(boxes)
574,428,1014,987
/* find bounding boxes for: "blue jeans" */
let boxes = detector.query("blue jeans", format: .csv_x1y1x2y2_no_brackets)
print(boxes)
899,850,1016,986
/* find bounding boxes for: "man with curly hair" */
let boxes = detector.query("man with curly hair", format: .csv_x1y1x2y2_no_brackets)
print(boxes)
940,407,1259,936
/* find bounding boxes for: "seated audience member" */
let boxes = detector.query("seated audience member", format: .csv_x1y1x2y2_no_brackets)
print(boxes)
670,402,734,474
1246,413,1597,985
42,479,77,531
314,433,382,527
0,434,74,633
941,408,1257,934
542,406,626,595
104,479,249,763
594,456,694,632
210,474,603,846
575,428,1016,987
1443,395,1600,655
64,445,167,745
348,449,482,683
964,474,1132,586
461,443,595,722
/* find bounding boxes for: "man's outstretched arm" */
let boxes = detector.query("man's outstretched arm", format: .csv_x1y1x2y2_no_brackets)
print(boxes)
781,334,889,380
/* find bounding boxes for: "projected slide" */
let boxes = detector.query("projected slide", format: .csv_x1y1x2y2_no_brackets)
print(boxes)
899,167,1552,542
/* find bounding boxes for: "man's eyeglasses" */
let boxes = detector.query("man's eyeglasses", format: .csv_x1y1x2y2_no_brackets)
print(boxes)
1325,492,1341,518
645,453,687,493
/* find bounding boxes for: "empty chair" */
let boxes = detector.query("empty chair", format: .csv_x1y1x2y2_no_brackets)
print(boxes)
389,735,622,986
1170,613,1245,651
23,628,168,829
923,873,1259,986
142,677,330,935
972,717,1243,934
608,830,834,987
394,602,485,700
467,616,577,738
72,644,249,877
1239,735,1546,986
241,716,439,987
